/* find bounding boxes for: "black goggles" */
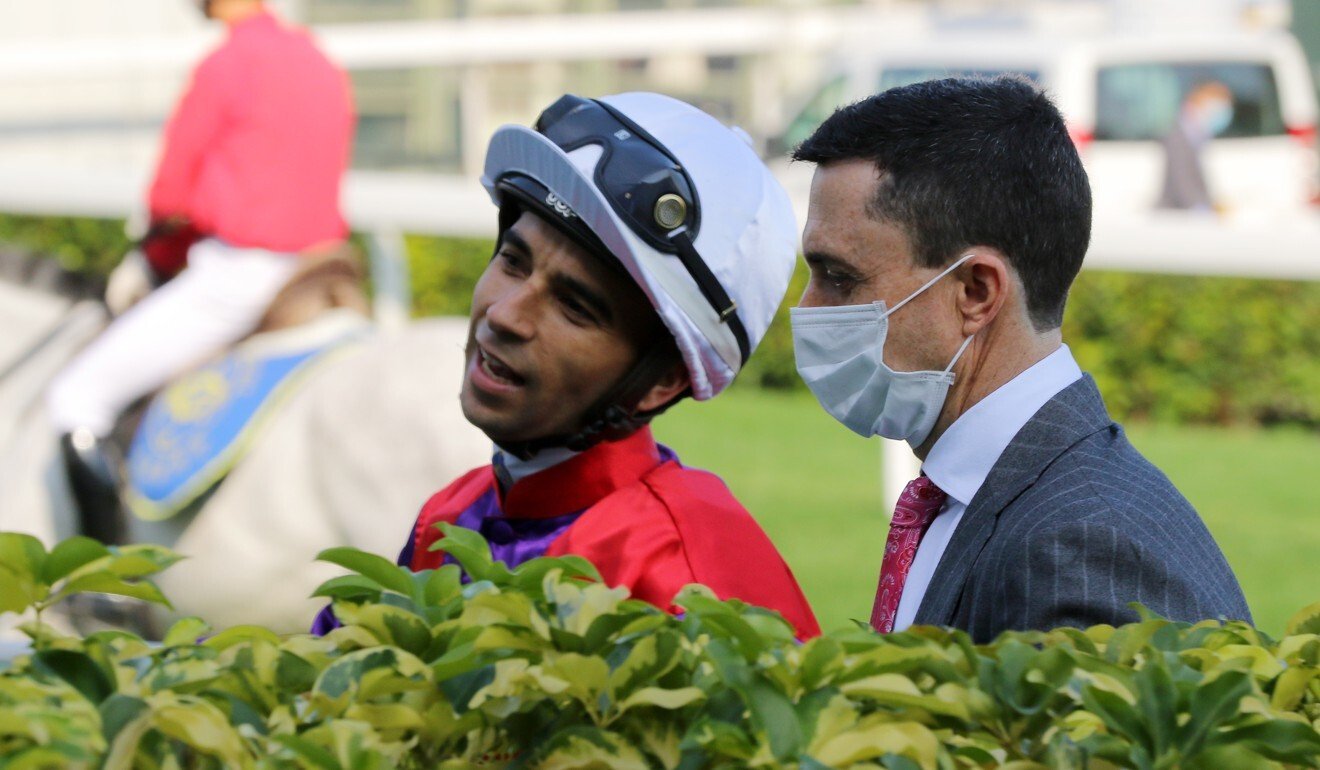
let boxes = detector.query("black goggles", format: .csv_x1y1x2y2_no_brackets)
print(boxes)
532,95,750,365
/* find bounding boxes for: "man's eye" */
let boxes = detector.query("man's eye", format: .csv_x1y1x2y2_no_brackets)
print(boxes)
497,250,527,274
559,295,598,325
820,267,854,288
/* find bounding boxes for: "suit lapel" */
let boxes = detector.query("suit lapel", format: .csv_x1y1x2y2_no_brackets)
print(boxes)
913,375,1114,626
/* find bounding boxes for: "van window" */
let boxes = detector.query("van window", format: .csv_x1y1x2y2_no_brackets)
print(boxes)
779,74,848,151
877,67,1041,91
1095,62,1286,141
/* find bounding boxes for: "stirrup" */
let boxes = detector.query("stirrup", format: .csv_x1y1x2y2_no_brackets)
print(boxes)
58,429,126,545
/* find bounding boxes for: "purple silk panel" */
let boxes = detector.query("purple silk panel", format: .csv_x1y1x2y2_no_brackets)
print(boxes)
451,488,585,572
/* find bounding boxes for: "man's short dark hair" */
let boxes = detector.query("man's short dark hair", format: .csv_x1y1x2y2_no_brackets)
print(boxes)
793,76,1091,330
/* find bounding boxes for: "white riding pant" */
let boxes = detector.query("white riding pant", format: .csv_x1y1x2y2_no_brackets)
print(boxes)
46,239,300,437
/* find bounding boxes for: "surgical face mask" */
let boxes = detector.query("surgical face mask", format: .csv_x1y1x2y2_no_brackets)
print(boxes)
790,254,975,448
1202,100,1234,137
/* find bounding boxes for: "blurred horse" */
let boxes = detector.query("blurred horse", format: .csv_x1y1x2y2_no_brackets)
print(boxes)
0,248,490,634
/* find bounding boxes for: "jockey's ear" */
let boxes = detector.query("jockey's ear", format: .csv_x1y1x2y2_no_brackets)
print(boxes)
635,358,690,415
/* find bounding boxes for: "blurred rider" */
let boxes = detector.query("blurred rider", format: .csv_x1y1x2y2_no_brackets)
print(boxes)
316,93,820,638
46,0,353,542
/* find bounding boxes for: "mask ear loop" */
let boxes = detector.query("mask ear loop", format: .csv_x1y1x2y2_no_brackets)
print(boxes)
882,253,977,319
944,332,976,374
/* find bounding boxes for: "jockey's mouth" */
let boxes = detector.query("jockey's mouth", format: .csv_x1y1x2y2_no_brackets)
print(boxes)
475,344,527,388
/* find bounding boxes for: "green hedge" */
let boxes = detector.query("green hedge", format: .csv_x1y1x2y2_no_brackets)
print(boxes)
5,213,1320,428
1,529,1318,768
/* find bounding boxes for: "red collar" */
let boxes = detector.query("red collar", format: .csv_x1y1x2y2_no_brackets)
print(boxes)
501,427,663,519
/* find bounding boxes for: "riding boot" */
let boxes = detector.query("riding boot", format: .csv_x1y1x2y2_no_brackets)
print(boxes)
58,428,126,545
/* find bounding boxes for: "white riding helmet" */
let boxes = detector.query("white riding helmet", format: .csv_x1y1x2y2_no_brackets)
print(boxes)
481,92,797,400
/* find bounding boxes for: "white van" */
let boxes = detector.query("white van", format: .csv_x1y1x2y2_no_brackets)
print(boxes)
771,30,1319,222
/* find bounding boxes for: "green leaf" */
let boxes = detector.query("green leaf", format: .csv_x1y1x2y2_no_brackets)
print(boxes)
422,564,464,607
1133,657,1179,757
99,693,150,744
316,546,415,596
705,638,801,760
1179,670,1253,757
275,650,320,694
0,533,48,613
511,555,602,595
0,532,47,576
0,565,39,614
617,686,705,713
1286,600,1320,636
32,649,114,705
335,602,433,657
39,537,108,585
314,647,429,701
676,589,766,660
1270,665,1317,711
270,733,340,770
439,665,496,714
312,574,386,602
1211,720,1320,762
148,693,249,766
430,522,513,584
1082,686,1149,747
201,624,282,651
798,637,844,691
54,571,172,608
839,674,970,720
162,616,211,647
534,726,650,770
607,632,681,700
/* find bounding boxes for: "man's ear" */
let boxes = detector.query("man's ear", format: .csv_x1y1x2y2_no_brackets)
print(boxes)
954,249,1012,337
635,358,691,414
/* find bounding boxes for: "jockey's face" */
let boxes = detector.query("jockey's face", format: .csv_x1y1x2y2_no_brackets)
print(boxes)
460,212,669,444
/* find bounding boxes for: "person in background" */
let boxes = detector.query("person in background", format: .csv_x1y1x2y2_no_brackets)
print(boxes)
1156,80,1234,212
46,0,354,543
789,76,1249,642
315,92,820,639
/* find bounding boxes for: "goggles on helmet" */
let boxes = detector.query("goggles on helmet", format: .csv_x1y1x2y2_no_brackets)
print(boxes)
529,95,750,365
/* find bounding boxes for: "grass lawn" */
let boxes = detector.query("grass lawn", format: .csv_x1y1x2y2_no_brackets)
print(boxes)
654,384,1319,636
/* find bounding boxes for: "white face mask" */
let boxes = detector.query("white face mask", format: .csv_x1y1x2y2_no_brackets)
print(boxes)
790,254,975,448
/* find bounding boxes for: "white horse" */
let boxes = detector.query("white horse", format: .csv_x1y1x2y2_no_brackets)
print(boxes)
0,250,491,634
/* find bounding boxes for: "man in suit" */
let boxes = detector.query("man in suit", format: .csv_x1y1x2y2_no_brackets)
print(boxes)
789,76,1250,642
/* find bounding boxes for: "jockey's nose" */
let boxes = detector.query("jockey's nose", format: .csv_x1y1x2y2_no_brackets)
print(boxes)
484,281,540,342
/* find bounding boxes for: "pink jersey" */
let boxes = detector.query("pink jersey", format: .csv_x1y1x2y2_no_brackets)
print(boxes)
148,10,353,257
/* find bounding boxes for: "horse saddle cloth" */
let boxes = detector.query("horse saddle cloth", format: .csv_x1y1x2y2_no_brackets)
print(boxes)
124,311,370,521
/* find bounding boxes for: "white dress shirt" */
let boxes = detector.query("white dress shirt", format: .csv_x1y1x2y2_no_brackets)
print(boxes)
891,344,1083,631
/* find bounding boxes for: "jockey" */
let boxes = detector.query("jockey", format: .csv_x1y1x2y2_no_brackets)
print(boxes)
45,0,353,543
318,92,820,638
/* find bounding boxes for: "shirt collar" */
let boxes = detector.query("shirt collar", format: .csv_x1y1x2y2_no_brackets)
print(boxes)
495,426,665,518
923,344,1083,506
494,444,579,487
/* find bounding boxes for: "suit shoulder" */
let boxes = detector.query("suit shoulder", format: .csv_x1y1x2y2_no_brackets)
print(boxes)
1020,423,1195,525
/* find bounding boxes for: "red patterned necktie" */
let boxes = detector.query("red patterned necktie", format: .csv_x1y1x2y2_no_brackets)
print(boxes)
870,475,947,633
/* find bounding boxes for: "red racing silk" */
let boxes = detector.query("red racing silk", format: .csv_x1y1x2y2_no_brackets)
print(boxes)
408,427,821,640
148,10,353,265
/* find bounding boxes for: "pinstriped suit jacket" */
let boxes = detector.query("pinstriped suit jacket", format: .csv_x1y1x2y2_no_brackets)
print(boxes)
912,375,1251,642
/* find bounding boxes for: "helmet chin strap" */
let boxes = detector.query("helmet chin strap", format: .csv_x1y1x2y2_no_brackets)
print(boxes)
498,343,686,461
